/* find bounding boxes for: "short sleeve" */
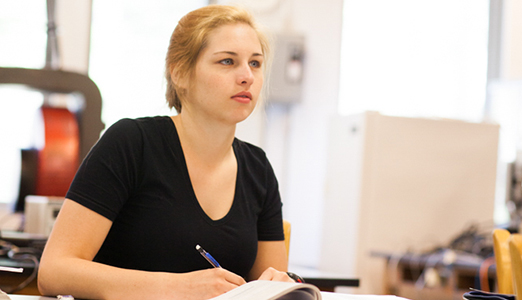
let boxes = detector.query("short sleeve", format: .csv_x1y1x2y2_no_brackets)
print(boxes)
66,119,143,221
257,158,284,241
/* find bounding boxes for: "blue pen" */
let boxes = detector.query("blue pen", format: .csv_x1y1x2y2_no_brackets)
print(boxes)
196,244,222,268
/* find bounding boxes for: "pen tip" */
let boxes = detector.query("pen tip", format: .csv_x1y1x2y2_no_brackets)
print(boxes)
196,244,201,250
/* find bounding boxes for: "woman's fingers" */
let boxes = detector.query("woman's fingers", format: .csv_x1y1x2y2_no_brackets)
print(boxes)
257,267,294,282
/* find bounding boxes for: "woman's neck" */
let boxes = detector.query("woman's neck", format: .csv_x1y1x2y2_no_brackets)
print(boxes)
171,113,236,164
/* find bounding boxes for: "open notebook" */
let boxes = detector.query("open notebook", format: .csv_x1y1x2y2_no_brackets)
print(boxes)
209,280,410,300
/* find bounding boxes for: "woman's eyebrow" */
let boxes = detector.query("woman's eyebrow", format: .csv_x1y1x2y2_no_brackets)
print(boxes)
213,51,237,56
212,51,264,57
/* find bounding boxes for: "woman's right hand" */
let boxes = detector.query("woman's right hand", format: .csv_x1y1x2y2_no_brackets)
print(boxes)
164,268,246,300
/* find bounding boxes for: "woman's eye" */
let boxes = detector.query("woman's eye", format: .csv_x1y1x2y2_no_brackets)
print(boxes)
249,61,261,68
220,59,233,65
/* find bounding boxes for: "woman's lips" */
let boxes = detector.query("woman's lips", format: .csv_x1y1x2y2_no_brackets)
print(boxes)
231,91,252,104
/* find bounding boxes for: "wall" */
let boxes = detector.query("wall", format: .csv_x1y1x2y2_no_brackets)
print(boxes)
500,0,522,80
55,0,92,74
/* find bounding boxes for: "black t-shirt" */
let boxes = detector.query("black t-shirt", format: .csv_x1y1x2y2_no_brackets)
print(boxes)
66,116,284,278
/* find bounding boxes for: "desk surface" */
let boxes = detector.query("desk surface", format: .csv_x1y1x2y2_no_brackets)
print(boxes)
289,265,359,291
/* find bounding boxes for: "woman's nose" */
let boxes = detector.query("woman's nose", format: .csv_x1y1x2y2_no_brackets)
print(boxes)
236,63,255,86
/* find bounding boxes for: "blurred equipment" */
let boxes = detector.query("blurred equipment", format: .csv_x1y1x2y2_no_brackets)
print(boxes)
24,196,64,237
507,157,522,230
0,0,103,295
0,0,104,214
267,33,305,103
374,223,497,300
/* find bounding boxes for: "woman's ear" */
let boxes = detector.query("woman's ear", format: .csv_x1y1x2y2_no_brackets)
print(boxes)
171,68,188,90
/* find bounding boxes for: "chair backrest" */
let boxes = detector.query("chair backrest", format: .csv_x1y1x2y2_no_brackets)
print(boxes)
283,220,291,258
493,228,514,294
509,233,522,299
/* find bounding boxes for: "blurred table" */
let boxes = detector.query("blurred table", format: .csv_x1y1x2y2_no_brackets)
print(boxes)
289,265,360,292
373,250,496,300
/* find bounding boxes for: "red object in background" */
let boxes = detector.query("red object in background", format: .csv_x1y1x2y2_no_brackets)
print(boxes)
34,106,80,197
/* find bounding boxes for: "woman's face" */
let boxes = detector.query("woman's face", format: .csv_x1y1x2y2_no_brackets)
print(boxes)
181,23,264,125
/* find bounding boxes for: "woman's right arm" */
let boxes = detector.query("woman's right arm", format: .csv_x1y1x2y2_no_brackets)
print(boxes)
38,199,245,300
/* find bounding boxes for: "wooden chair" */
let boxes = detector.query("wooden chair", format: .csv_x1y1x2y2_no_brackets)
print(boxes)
283,220,291,258
509,233,522,299
493,228,514,294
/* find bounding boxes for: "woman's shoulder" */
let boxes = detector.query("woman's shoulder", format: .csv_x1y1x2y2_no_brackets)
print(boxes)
234,138,268,164
110,116,171,128
97,116,174,148
234,138,264,153
106,116,172,134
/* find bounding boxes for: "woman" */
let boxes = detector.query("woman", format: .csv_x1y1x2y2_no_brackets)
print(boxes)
38,5,293,300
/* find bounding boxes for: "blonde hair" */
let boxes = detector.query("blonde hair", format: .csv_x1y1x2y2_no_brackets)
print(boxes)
165,5,271,113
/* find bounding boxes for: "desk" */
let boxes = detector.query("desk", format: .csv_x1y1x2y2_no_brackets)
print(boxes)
0,258,39,295
0,230,45,295
289,265,360,292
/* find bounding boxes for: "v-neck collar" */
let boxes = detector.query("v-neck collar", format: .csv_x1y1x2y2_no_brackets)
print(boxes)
166,116,240,224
